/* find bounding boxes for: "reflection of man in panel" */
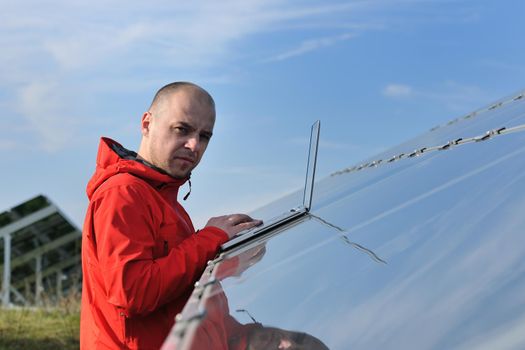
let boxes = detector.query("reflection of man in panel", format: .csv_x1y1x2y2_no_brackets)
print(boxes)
162,244,329,350
245,326,329,350
80,82,261,350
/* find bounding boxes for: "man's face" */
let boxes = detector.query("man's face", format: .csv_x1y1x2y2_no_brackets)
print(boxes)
140,89,215,179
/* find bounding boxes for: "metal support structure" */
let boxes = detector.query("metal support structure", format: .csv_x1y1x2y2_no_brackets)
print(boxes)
331,121,525,177
35,254,43,305
2,234,12,307
24,279,31,305
56,271,63,300
10,286,27,304
0,230,80,272
0,205,58,237
13,254,80,290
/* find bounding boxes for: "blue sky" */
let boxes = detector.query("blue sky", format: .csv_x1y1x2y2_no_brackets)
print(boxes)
1,0,524,228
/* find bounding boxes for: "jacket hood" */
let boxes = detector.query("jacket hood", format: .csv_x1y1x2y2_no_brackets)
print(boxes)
86,137,188,199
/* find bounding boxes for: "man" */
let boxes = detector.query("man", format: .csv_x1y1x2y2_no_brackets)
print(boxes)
80,82,261,349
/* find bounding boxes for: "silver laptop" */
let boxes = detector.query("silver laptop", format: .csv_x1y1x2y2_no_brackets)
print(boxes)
221,120,320,251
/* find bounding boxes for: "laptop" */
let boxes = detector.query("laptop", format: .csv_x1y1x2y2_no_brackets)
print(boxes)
220,120,321,251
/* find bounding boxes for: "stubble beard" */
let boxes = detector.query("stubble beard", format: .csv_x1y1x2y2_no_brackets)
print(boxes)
166,158,195,179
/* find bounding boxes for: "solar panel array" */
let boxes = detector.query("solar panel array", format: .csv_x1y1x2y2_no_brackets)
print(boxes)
0,195,81,307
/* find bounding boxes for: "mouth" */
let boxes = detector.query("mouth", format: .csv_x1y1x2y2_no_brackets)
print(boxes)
174,156,195,164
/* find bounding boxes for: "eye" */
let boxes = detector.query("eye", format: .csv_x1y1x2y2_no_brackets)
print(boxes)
200,133,212,142
173,126,189,134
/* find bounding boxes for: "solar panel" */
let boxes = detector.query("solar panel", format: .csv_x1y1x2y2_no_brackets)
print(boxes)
164,89,525,350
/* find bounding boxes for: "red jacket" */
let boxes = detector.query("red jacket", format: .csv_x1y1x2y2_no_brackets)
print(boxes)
80,138,228,350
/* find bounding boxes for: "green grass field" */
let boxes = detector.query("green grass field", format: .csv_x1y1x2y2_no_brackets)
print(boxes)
0,307,79,350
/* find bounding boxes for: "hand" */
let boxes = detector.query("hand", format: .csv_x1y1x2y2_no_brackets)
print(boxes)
234,243,266,275
205,214,263,239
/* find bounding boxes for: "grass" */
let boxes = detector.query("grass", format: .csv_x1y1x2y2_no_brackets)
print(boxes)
0,292,80,350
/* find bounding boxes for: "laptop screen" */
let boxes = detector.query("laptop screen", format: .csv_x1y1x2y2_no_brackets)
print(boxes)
303,120,320,210
220,120,321,251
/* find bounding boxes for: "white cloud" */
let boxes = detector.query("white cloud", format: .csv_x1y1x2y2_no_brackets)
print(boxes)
0,0,485,151
43,22,151,70
0,0,483,78
264,33,356,62
383,83,414,97
382,81,491,113
420,81,490,112
0,139,17,151
0,0,366,75
16,81,77,152
0,1,371,153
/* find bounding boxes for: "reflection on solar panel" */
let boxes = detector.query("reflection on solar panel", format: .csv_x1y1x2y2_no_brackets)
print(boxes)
0,195,81,307
163,89,525,350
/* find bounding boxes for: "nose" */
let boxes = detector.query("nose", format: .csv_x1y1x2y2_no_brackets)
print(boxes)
185,135,200,152
279,339,293,349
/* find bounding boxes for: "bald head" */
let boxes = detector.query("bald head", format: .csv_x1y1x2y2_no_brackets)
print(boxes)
138,82,216,179
148,81,215,116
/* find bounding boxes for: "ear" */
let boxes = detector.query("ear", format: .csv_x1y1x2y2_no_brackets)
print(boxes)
141,112,152,136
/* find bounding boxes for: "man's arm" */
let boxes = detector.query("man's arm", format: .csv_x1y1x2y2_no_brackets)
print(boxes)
91,183,227,316
91,182,261,317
